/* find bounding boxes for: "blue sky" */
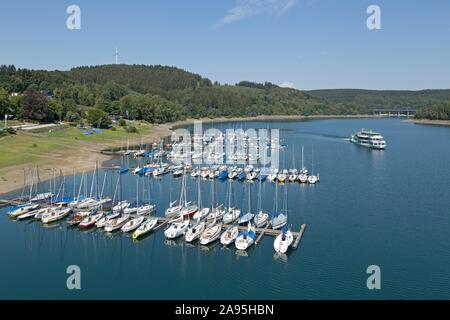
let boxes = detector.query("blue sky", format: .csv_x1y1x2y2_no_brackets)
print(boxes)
0,0,449,90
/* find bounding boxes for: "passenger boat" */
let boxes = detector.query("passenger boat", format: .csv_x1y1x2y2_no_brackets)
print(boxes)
121,216,145,233
132,217,158,239
41,208,72,224
350,129,386,149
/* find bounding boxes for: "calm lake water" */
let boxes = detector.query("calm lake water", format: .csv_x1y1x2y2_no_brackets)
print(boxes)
1,118,449,299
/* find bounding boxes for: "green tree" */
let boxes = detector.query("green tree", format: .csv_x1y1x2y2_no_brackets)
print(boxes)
86,108,112,128
0,88,11,116
18,86,50,122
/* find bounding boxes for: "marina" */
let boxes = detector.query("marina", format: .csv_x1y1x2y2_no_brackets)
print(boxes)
1,118,450,299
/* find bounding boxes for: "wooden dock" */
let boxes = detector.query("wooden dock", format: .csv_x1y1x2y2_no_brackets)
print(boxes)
154,217,306,249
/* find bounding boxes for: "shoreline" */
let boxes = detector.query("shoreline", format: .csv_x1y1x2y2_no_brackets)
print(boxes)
0,114,384,196
403,119,450,126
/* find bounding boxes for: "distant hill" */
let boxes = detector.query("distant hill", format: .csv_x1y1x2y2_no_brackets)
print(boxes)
307,89,450,109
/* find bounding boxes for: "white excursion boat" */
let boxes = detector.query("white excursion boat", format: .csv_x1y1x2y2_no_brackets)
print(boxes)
8,204,40,218
235,222,256,251
121,216,145,233
185,220,206,243
104,214,130,232
164,219,190,239
199,222,223,245
41,208,72,224
273,226,294,253
220,225,239,246
132,217,158,239
350,129,387,149
79,213,103,229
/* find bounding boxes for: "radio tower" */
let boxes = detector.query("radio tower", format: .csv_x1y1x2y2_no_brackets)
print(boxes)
115,47,119,64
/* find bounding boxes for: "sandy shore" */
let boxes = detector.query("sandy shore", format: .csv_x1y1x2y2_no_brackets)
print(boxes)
0,114,379,196
403,119,450,126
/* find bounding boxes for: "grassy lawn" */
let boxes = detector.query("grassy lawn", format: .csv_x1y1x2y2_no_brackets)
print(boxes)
0,122,156,169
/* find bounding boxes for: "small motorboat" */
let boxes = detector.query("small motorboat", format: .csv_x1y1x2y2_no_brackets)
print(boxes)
235,223,256,251
273,226,294,253
132,217,158,239
222,207,240,224
220,225,239,246
79,213,103,229
199,222,223,245
41,208,72,224
253,210,269,228
164,219,190,239
185,220,206,243
104,214,130,232
121,216,145,233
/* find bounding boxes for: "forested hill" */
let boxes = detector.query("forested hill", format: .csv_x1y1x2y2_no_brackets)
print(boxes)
1,64,449,125
307,89,450,109
69,64,212,92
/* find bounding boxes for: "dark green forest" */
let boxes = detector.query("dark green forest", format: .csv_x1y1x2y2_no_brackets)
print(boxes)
1,64,449,126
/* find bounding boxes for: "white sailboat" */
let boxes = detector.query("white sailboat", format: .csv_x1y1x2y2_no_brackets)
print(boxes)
164,219,190,239
41,207,72,224
235,222,256,251
222,179,240,224
271,183,287,230
104,214,130,232
238,183,254,225
307,145,320,184
185,219,206,243
121,216,145,233
274,225,294,253
132,217,158,239
253,178,269,228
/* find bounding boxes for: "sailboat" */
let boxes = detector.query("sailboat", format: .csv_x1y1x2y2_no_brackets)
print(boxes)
199,180,223,245
132,217,158,239
105,214,131,232
288,146,298,182
253,178,269,228
41,207,72,224
235,222,256,251
271,183,287,230
222,179,241,224
121,216,145,233
185,218,206,243
274,225,294,253
164,219,190,239
238,183,254,225
79,212,104,229
307,145,320,184
193,171,210,220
